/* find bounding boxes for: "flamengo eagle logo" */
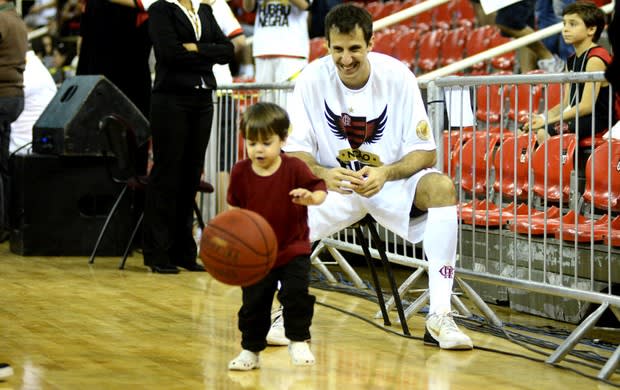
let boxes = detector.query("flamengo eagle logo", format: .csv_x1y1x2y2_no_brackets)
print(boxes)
439,265,454,279
324,101,387,149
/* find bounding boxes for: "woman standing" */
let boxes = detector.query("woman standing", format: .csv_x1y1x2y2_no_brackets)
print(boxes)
144,0,234,273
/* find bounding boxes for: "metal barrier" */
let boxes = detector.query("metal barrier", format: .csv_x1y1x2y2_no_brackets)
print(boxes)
205,73,620,379
202,82,293,220
426,74,620,380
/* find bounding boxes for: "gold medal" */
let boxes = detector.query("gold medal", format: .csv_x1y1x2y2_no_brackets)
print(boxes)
416,120,431,140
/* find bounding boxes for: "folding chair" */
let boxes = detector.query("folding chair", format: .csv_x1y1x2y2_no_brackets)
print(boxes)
492,133,537,200
89,114,214,269
351,215,411,335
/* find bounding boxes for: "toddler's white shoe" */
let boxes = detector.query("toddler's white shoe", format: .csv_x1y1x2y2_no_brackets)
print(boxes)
288,341,315,366
228,350,260,371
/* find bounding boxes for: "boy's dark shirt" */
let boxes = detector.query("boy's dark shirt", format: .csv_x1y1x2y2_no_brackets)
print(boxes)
567,46,614,126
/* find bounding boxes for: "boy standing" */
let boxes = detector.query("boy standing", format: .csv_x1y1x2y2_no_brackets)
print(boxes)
525,1,613,144
227,102,326,370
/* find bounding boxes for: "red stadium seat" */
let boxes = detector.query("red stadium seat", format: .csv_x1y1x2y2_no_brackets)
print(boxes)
393,28,419,70
556,214,620,243
489,32,516,72
531,134,577,203
460,201,535,227
375,1,403,20
582,140,620,211
507,207,573,235
440,27,467,67
538,82,563,112
309,37,328,62
465,25,494,72
487,125,517,139
398,0,418,28
451,0,476,29
453,132,500,195
417,30,445,73
507,83,542,124
372,29,397,56
579,135,606,148
470,68,490,76
414,5,434,33
604,229,620,247
476,82,509,124
367,1,384,21
493,134,537,200
442,130,471,175
434,1,453,30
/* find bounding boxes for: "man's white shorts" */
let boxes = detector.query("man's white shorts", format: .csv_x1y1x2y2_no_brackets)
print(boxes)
309,168,441,243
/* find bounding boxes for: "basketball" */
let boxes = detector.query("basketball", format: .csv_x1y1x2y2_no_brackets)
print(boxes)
199,209,278,286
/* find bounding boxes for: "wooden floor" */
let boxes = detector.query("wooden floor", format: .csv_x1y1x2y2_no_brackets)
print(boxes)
1,242,617,390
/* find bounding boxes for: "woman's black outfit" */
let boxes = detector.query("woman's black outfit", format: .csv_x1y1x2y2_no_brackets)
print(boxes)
144,0,234,273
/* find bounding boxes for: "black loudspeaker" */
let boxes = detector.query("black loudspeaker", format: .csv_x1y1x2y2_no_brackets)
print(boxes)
9,153,133,256
33,75,150,156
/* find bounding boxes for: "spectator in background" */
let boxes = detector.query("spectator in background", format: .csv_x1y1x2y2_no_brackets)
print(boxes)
10,50,57,153
104,0,247,84
107,0,249,216
0,0,28,242
537,0,576,61
495,0,565,73
309,0,341,39
49,40,76,85
210,0,248,84
142,0,234,273
243,0,309,93
524,1,612,144
228,0,255,78
31,33,55,68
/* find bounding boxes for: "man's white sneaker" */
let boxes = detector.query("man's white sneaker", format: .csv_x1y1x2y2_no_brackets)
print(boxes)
288,341,315,366
424,312,474,350
228,350,260,371
266,309,290,346
0,363,13,380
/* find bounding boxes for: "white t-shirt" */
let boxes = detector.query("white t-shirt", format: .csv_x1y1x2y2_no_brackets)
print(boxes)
10,51,57,153
252,0,310,58
284,52,435,241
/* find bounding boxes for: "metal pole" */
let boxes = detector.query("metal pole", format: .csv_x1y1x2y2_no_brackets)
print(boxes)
427,81,445,171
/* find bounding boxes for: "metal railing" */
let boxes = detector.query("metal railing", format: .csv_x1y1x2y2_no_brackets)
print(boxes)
204,71,620,378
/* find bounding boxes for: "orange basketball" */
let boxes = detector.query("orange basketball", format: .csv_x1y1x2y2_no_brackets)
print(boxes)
199,209,278,286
